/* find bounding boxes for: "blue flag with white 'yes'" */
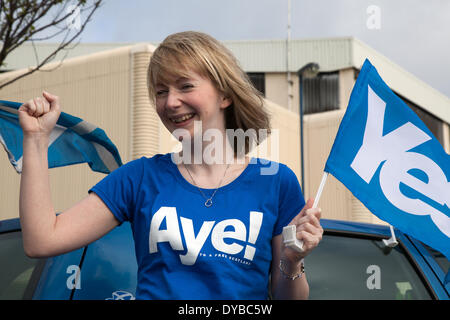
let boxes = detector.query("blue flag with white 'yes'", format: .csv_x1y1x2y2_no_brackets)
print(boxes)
325,59,450,260
0,100,123,174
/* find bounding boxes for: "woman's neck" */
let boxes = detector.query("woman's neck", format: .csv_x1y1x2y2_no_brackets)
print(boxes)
178,133,244,173
176,135,250,188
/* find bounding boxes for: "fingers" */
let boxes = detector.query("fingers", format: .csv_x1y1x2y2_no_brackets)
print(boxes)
297,229,322,250
33,98,42,116
296,207,322,228
296,217,322,234
295,218,323,251
300,198,321,219
290,199,320,225
303,198,314,212
285,198,323,256
20,98,41,117
42,90,60,112
299,206,323,237
20,92,58,117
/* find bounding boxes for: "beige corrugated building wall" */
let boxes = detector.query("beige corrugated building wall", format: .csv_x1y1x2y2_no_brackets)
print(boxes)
8,38,450,123
0,45,135,220
0,43,301,221
1,38,449,225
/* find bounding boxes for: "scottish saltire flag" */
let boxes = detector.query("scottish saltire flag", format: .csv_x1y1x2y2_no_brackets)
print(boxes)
0,100,123,174
325,59,450,259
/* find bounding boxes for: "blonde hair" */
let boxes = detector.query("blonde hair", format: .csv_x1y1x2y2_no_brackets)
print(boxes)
147,31,271,156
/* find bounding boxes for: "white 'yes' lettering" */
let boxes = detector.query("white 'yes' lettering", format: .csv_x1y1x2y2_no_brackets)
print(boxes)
350,85,450,237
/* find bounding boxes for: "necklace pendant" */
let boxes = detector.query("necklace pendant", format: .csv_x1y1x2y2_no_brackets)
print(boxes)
184,162,230,208
205,198,213,207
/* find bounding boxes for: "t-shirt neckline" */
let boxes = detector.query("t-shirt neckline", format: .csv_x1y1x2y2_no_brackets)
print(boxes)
166,152,255,194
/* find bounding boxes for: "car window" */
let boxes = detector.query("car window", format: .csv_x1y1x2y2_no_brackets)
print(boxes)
421,242,449,275
0,231,43,300
307,233,433,300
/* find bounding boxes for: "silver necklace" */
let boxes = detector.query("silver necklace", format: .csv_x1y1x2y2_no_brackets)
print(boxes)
184,163,230,207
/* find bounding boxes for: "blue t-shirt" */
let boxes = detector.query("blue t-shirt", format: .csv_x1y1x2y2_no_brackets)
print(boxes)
89,153,305,299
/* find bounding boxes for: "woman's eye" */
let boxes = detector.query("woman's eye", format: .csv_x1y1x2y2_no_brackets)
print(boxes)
181,83,194,90
156,89,168,96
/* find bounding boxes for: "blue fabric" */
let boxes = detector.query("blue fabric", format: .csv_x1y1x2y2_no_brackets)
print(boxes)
89,153,305,299
0,100,122,174
325,59,450,260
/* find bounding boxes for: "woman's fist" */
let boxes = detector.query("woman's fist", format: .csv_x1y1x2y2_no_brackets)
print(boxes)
282,198,324,263
18,91,61,136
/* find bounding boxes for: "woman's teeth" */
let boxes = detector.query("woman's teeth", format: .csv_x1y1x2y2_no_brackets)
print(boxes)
172,113,195,123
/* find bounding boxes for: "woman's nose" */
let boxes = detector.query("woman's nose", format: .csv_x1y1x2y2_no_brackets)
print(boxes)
166,89,182,109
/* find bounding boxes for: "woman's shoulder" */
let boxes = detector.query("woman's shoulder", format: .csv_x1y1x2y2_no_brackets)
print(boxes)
139,153,172,164
111,153,173,173
248,157,294,178
126,153,172,165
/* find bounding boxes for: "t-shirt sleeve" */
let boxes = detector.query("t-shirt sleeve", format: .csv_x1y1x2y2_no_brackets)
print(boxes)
273,164,306,236
88,158,144,225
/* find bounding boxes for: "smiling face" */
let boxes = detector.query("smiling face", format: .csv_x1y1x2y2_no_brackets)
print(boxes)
154,70,232,140
148,31,270,158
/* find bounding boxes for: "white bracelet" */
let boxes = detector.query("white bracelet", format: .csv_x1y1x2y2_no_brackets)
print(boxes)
279,258,305,280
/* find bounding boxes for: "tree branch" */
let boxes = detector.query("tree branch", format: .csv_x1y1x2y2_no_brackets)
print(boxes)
0,0,103,90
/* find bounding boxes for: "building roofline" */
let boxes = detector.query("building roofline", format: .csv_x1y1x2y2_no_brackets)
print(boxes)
2,38,449,123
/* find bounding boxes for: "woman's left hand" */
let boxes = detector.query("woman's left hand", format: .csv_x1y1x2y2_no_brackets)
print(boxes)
281,198,324,263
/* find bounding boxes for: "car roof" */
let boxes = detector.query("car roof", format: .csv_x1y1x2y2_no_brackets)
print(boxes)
0,217,21,233
320,218,391,236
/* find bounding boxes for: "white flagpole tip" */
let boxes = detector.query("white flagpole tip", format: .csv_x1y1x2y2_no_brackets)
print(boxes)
313,172,328,208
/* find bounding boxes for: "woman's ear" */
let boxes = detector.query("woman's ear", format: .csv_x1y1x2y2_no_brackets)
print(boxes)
220,96,232,109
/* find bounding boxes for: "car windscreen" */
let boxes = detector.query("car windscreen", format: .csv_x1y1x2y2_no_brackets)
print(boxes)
0,231,44,299
421,242,449,276
307,233,433,300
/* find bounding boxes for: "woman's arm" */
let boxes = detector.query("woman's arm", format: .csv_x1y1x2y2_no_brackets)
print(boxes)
271,198,323,299
271,235,309,299
19,92,119,258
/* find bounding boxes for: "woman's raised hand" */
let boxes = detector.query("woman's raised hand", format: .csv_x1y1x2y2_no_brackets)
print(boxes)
18,91,61,136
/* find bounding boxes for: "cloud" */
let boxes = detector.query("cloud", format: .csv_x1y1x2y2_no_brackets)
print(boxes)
65,0,450,97
288,0,450,97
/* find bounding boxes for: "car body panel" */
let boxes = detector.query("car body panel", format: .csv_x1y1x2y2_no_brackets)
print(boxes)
1,217,448,300
0,218,21,233
71,222,137,300
407,236,450,296
32,248,84,300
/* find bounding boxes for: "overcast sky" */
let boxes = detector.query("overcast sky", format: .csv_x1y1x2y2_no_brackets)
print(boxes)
75,0,450,98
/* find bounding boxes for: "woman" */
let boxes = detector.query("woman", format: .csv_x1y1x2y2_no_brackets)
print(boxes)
19,31,323,299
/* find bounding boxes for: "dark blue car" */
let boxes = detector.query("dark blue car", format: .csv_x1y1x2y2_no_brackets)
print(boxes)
0,217,448,300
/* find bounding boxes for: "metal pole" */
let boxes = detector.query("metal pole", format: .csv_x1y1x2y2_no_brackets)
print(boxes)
299,74,305,193
286,0,292,111
297,62,319,195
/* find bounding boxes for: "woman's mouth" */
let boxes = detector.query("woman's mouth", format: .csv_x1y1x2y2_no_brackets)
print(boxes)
170,113,196,126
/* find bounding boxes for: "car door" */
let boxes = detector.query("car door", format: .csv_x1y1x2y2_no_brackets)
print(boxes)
0,217,90,300
0,217,136,300
70,221,138,300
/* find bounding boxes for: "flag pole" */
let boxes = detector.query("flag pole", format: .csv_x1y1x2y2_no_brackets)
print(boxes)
283,171,329,253
313,172,328,208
